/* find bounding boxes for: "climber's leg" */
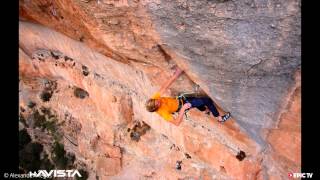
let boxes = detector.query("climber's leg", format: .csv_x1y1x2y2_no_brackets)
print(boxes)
186,97,231,122
202,97,231,122
185,97,205,110
196,105,206,111
185,97,218,116
201,97,220,117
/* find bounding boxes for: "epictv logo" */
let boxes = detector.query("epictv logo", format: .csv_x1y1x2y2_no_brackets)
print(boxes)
288,172,313,178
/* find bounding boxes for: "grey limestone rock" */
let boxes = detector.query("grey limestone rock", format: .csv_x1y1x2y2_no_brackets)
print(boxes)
145,0,301,145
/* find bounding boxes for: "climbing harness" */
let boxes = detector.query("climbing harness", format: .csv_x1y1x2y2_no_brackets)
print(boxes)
176,84,203,120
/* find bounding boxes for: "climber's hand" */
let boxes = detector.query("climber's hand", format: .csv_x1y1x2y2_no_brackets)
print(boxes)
173,66,183,76
183,103,192,109
173,103,192,126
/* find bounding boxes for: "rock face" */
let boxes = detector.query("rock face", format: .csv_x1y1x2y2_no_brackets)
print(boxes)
19,0,300,179
145,0,301,145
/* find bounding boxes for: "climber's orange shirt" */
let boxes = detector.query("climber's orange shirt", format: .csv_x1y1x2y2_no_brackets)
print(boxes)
152,92,179,121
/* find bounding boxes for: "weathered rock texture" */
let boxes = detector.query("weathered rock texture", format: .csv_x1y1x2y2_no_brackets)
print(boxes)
146,0,301,145
19,0,300,179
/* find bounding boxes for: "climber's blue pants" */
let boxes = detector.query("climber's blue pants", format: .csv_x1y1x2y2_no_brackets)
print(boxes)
184,97,220,117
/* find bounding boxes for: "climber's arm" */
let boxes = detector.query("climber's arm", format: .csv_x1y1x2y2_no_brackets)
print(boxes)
170,103,191,126
158,67,183,95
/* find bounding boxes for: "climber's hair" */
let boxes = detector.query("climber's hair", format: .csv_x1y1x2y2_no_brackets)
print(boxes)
145,99,158,112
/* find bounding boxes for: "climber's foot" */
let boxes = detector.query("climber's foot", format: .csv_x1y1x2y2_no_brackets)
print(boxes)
218,112,231,123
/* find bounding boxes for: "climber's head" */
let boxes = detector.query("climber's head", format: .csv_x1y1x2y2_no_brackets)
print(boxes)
145,98,161,112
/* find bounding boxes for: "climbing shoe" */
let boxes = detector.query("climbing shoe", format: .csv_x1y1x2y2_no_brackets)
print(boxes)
219,112,231,123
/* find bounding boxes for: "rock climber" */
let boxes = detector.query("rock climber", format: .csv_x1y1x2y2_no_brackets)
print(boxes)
145,66,231,126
